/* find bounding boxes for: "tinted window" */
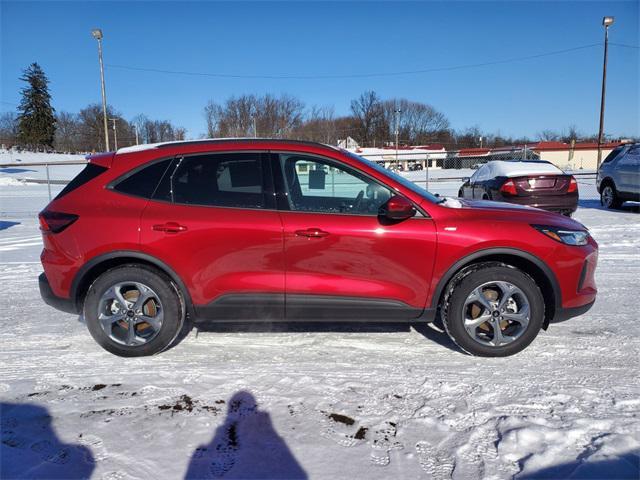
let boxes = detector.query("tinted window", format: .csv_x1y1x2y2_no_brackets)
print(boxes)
280,154,393,215
171,153,266,208
602,146,625,165
113,159,173,199
55,163,107,200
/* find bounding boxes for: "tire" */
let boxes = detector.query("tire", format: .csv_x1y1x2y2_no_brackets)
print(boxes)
442,263,544,357
83,264,185,357
458,189,464,198
601,183,622,209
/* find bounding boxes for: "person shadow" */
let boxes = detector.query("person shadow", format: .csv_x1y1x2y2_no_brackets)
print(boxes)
184,391,307,479
1,402,95,479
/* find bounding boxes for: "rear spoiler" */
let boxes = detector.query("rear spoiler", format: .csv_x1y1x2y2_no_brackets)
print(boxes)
86,152,116,169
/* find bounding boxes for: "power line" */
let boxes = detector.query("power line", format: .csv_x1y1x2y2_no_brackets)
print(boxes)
106,43,602,80
610,42,640,49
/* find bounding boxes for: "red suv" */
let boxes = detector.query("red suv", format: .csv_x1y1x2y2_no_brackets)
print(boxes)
39,139,598,357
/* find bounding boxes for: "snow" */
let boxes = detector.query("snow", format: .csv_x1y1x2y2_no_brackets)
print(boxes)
475,161,563,181
1,163,639,479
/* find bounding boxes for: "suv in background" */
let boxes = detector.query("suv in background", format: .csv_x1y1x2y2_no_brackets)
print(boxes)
39,139,598,358
597,143,640,209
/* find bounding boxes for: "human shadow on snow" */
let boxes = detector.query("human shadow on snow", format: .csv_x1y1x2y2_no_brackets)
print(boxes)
184,391,307,479
0,401,95,479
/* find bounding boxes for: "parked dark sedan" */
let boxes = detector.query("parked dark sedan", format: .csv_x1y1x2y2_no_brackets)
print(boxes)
458,160,578,216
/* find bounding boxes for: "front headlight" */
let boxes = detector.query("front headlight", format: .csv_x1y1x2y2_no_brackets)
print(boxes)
532,225,590,246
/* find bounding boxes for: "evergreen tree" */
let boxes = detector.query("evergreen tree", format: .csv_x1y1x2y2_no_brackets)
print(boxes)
17,63,56,150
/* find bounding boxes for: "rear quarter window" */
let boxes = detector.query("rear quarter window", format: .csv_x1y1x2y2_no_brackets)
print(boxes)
112,158,173,199
54,163,108,200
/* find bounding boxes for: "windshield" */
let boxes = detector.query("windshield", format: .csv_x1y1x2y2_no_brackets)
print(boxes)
345,151,442,203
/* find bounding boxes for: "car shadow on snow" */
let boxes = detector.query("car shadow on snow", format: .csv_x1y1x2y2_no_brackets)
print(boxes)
194,321,461,353
578,198,640,213
0,402,95,479
184,391,307,479
518,449,639,479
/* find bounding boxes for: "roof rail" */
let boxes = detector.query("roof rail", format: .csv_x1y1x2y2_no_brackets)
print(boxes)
117,138,339,154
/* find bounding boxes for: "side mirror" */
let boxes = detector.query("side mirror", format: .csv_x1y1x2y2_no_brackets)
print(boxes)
462,177,470,183
379,195,416,221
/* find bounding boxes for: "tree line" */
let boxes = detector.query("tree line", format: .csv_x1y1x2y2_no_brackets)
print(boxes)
1,63,626,154
0,63,186,153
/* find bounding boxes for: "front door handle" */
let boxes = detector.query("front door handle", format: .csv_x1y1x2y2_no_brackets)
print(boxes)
153,222,188,234
295,228,329,238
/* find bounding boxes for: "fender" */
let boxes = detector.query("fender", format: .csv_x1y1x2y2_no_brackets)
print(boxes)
70,250,194,315
430,247,562,312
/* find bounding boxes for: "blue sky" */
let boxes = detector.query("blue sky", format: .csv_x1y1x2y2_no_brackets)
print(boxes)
1,1,638,139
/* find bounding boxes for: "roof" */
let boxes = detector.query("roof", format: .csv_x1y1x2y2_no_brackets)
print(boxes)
533,141,624,151
458,148,491,157
116,138,339,155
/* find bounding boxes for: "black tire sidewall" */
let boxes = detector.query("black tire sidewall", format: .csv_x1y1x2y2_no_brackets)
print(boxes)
83,265,183,357
444,266,544,357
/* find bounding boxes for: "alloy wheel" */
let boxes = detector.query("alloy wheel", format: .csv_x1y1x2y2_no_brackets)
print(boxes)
462,281,530,347
97,282,164,346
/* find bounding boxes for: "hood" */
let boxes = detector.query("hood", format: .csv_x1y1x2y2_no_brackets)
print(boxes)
437,197,587,231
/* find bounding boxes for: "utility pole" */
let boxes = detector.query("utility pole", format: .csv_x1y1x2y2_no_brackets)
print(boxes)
395,106,401,169
91,29,109,151
252,115,257,138
110,118,118,150
597,16,615,168
134,124,139,145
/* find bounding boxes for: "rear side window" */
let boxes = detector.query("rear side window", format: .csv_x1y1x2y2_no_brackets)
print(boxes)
601,146,624,165
113,159,173,199
171,153,267,209
55,163,107,200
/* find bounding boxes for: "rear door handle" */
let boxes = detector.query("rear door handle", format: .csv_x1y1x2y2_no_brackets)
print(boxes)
153,222,188,234
295,228,329,238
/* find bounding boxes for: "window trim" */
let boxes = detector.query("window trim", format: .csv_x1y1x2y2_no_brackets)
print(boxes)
107,155,176,201
270,150,427,218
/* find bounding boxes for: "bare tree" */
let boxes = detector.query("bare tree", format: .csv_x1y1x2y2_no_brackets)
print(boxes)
54,111,80,152
381,99,450,145
350,91,385,146
0,112,19,148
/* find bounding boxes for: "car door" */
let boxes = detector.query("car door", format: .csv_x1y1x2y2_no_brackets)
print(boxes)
139,151,285,320
471,165,487,198
617,145,640,194
273,152,437,320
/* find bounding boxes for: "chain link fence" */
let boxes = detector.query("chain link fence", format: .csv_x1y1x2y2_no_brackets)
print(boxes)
0,147,600,203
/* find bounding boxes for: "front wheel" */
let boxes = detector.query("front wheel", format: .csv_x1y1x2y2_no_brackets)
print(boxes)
601,184,622,209
442,264,544,356
83,265,185,357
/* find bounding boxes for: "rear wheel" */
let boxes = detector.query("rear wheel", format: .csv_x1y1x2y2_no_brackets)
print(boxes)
83,265,184,357
601,183,622,209
442,264,544,356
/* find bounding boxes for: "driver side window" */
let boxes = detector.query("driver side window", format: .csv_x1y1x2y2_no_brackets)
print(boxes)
279,154,393,215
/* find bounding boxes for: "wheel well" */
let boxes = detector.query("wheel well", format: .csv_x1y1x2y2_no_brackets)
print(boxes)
437,253,557,325
73,256,191,314
600,177,615,190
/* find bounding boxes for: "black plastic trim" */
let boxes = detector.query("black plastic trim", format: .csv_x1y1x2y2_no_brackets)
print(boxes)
551,300,595,323
193,293,433,323
431,247,562,312
39,273,78,314
70,251,194,316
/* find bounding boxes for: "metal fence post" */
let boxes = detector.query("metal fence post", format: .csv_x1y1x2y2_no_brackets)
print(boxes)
46,164,52,201
425,154,429,191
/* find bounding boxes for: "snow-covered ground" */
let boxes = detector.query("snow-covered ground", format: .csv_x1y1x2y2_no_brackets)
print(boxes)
1,160,639,479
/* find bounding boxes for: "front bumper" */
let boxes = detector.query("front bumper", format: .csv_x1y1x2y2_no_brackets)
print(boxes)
39,273,78,314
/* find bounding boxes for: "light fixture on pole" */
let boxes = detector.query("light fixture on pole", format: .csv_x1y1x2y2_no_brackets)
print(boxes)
597,16,614,167
91,28,110,151
109,118,118,150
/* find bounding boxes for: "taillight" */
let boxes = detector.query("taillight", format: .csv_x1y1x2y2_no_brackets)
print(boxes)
500,179,518,196
567,176,578,193
38,210,78,233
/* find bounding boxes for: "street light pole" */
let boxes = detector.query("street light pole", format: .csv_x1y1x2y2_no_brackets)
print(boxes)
394,106,401,169
134,124,139,145
110,118,118,150
92,28,110,152
597,16,614,168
